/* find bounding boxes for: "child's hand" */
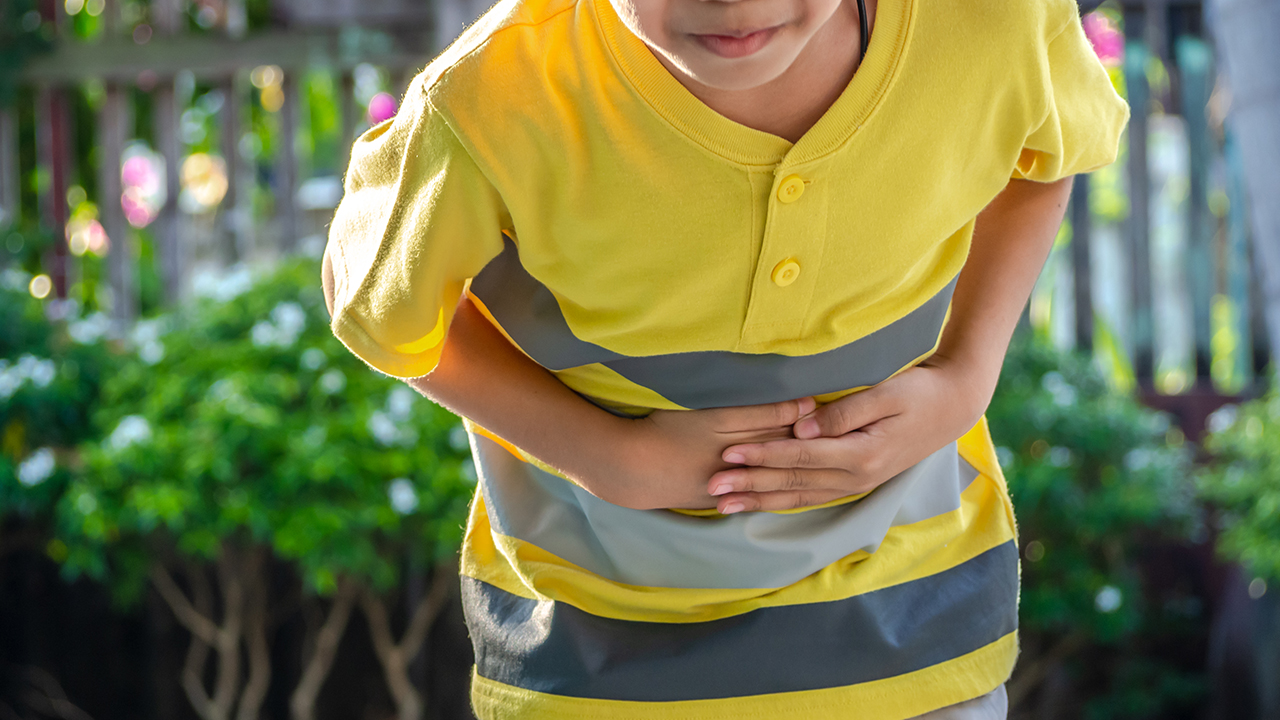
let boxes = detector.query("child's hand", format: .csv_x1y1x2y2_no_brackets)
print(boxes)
703,356,989,514
602,397,817,511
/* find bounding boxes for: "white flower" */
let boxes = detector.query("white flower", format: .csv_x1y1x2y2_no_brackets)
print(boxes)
139,340,165,365
192,264,253,302
367,411,400,446
28,358,56,388
251,321,278,348
0,362,21,400
271,301,306,337
300,348,326,371
1124,449,1152,472
318,369,346,395
130,318,167,346
1095,585,1123,613
387,386,416,421
69,312,112,344
1048,447,1073,468
17,448,56,487
1207,405,1238,435
388,478,419,515
1041,371,1077,407
108,415,153,451
2,269,30,291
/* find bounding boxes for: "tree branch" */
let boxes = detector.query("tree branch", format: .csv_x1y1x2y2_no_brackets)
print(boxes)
400,561,457,665
290,579,359,720
1007,631,1088,710
210,545,246,720
179,563,216,720
151,563,220,645
235,548,271,720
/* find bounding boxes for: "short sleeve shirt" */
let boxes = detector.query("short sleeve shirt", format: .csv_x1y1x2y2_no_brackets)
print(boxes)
326,0,1128,715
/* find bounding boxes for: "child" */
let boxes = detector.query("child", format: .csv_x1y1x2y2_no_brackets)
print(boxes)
322,0,1128,714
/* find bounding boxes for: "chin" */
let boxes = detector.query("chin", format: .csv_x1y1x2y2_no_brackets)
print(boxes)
683,55,793,92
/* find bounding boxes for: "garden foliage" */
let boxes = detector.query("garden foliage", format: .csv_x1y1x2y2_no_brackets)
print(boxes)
989,338,1204,718
1199,386,1280,583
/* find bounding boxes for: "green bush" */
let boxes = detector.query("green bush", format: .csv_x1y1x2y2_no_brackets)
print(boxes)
54,259,474,720
0,269,117,524
1198,385,1280,583
989,337,1204,718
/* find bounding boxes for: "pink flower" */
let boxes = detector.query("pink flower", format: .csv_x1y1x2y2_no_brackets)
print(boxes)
1083,12,1124,66
367,92,398,125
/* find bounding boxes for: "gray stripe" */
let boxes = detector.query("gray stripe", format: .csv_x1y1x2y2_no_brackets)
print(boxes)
469,239,958,408
473,434,980,590
464,541,1020,701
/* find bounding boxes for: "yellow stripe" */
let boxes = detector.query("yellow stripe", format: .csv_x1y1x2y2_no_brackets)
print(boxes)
460,462,1015,623
553,362,687,413
470,630,1016,720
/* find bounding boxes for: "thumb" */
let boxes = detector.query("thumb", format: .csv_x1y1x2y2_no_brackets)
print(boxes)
794,388,889,439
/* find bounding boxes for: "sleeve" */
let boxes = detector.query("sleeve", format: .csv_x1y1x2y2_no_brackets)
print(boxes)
325,78,508,378
1012,8,1131,182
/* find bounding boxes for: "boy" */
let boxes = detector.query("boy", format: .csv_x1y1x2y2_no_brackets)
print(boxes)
322,0,1128,714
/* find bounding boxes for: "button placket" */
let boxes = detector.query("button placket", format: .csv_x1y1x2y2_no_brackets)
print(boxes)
738,168,829,349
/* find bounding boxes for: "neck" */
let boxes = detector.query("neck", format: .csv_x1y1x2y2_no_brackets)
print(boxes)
655,0,876,143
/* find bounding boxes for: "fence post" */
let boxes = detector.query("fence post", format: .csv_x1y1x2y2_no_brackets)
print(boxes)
276,69,300,253
100,83,135,328
153,0,185,303
1178,36,1215,381
0,108,18,231
1071,175,1094,353
35,86,72,298
1123,33,1155,382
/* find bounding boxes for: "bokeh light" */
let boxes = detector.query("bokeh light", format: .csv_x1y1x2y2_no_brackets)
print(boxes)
29,274,52,299
367,92,397,125
251,65,285,113
120,145,166,228
180,153,229,213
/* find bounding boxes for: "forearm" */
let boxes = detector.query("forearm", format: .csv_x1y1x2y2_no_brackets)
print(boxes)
322,253,632,491
933,176,1073,408
409,295,637,482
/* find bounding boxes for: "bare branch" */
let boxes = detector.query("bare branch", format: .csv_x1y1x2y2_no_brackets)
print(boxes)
1007,632,1088,710
211,545,246,720
236,549,271,720
180,564,215,719
290,580,359,720
151,563,219,644
400,561,458,663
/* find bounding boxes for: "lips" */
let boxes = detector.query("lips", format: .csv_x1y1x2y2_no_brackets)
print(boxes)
692,26,781,59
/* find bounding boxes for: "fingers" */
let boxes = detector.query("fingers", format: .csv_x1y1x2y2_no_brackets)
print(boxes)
714,487,851,514
721,436,862,470
794,386,895,439
713,397,817,433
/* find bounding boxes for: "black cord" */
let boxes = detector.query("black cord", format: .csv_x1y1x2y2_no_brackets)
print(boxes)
857,0,869,65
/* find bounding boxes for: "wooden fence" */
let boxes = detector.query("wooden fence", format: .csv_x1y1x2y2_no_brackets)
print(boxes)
0,0,1269,427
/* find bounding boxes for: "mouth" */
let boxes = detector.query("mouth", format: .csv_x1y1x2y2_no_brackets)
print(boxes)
691,25,781,59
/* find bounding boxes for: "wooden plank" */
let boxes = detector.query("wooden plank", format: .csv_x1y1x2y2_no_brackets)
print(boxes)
1071,175,1094,352
0,108,18,230
36,87,72,298
218,75,244,263
153,78,183,303
99,83,135,327
1177,36,1215,379
20,30,433,83
1123,32,1155,381
276,70,300,252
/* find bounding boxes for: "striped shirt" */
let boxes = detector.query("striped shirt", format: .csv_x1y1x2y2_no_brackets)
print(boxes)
325,0,1128,714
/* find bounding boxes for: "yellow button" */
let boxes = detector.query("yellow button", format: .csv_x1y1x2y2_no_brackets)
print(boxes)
771,259,801,287
777,175,805,203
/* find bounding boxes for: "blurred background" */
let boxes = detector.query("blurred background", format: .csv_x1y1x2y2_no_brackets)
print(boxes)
1,0,1279,718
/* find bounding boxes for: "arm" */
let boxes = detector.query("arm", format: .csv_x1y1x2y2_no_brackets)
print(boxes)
706,176,1073,513
322,254,812,510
